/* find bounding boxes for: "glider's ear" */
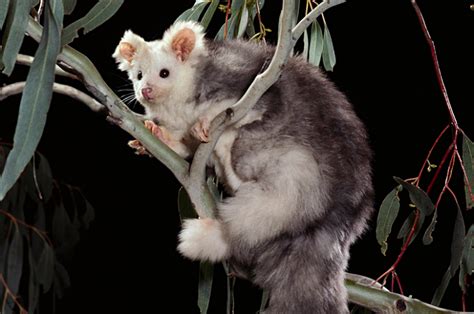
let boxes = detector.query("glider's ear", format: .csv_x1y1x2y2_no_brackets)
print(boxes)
113,30,146,71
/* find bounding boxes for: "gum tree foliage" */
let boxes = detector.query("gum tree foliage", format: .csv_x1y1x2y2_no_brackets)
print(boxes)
0,0,472,313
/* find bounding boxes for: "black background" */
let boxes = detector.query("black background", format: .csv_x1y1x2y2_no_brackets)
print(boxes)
1,0,474,313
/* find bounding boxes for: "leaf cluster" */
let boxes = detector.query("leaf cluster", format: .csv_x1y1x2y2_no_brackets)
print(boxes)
0,145,94,313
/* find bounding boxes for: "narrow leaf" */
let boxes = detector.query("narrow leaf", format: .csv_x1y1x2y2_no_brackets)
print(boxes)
260,290,270,313
198,261,214,314
0,0,64,201
177,186,197,223
1,0,33,75
321,25,336,71
397,210,425,246
61,0,123,45
37,244,55,292
422,209,437,245
200,0,219,30
237,6,249,38
0,0,10,30
393,177,435,216
450,205,465,276
375,186,401,255
53,261,71,298
302,29,309,60
459,263,467,293
6,226,23,298
175,1,208,23
28,248,39,314
462,224,474,275
62,0,76,15
308,21,324,66
462,134,474,209
432,266,452,306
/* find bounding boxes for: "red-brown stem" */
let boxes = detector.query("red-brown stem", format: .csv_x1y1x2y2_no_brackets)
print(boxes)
394,272,405,296
410,0,458,128
456,148,474,206
376,210,420,285
426,142,454,195
433,148,457,209
0,273,27,314
224,0,232,39
415,124,450,186
0,209,52,246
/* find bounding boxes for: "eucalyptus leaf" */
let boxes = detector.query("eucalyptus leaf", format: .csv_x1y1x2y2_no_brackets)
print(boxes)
0,0,10,30
177,186,197,223
237,6,249,38
422,209,437,245
6,226,23,298
201,0,219,30
54,261,71,298
449,205,465,277
176,1,208,23
462,134,474,209
1,0,33,75
28,248,39,314
62,0,76,14
52,200,80,256
79,191,95,229
393,177,435,216
308,21,324,66
62,0,123,45
260,290,270,313
37,244,55,292
376,186,401,255
397,210,425,246
198,261,214,314
462,224,474,276
431,266,452,306
0,0,63,201
303,29,309,60
459,263,467,293
322,24,336,71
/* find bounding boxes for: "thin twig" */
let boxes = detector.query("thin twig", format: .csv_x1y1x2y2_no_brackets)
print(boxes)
0,273,27,314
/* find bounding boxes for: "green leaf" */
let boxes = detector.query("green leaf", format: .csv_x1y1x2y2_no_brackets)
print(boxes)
459,263,467,293
308,21,324,66
1,0,33,75
54,261,71,298
177,186,197,223
422,209,437,245
431,266,451,306
200,0,219,30
397,210,425,246
198,261,214,314
206,176,221,201
450,205,465,277
28,248,39,314
393,177,435,216
61,0,123,45
0,0,63,201
176,1,208,23
462,224,474,276
0,0,10,30
376,186,401,255
62,0,76,14
303,29,309,60
260,290,270,313
52,199,80,256
79,191,95,229
237,5,248,38
321,24,336,71
6,226,23,298
462,134,474,209
37,244,55,292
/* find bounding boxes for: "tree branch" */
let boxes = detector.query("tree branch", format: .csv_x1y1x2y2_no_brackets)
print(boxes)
0,81,104,113
346,273,460,313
